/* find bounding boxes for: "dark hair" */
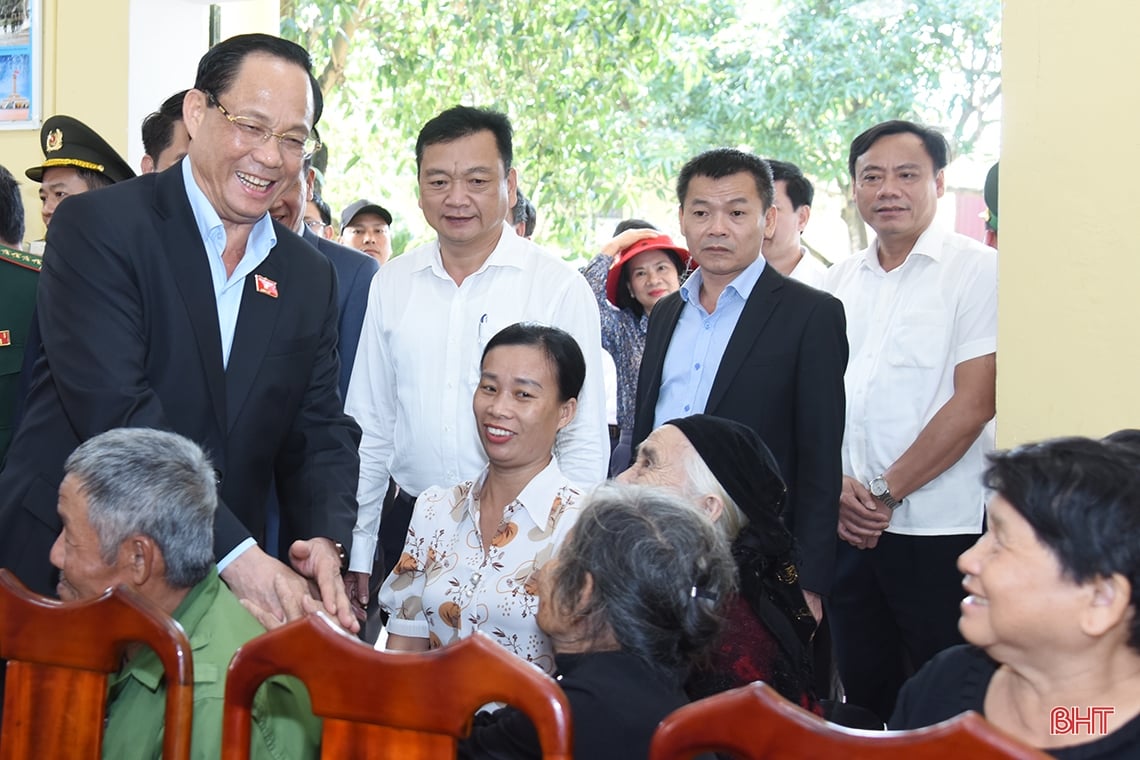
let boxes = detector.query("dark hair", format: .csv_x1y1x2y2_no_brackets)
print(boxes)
847,119,949,178
77,167,113,192
141,90,188,160
0,164,25,246
481,322,585,402
547,484,736,679
310,194,332,226
677,148,773,210
194,33,323,125
613,218,657,236
984,436,1140,651
511,188,536,237
615,247,685,319
415,105,512,175
766,159,814,209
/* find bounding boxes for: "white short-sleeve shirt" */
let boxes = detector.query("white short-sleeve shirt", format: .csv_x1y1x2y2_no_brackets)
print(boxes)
823,224,997,535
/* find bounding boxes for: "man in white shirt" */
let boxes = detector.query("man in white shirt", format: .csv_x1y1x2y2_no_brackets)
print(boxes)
823,120,997,723
344,106,608,621
764,159,827,288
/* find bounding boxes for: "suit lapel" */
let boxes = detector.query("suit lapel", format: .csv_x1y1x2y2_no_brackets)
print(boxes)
706,265,783,412
156,168,227,436
225,247,284,432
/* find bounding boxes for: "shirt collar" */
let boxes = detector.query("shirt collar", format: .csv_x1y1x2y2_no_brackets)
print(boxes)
862,222,947,271
424,222,526,280
471,455,567,529
679,255,766,307
181,158,277,261
107,568,221,693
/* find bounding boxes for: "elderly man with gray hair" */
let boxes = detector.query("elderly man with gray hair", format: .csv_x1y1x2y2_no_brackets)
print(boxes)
49,427,319,759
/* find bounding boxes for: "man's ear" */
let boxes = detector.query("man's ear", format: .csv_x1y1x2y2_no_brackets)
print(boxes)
120,534,159,588
182,89,208,140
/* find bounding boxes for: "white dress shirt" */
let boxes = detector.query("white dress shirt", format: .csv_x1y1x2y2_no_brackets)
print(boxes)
345,223,608,571
823,224,997,535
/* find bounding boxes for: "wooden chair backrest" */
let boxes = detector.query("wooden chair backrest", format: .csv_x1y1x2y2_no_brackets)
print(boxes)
649,682,1051,760
0,568,193,760
221,614,572,760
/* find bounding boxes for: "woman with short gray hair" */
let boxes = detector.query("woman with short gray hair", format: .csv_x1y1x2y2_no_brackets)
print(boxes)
459,483,735,759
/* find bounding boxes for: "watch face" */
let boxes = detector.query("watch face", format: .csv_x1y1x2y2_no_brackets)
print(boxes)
870,478,887,497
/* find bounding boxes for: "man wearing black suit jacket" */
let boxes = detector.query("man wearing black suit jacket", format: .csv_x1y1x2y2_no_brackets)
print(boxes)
0,34,360,632
270,154,379,400
633,149,848,618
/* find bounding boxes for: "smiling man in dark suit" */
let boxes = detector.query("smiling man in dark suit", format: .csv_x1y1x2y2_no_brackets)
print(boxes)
633,148,848,619
0,33,360,631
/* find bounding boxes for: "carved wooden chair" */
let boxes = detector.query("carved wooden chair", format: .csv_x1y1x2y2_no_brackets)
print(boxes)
0,568,193,760
649,681,1050,759
221,614,572,759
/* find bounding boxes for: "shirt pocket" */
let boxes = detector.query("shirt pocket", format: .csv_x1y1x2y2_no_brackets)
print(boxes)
886,309,949,369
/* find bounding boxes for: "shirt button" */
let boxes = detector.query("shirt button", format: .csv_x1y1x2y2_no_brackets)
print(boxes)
684,405,691,412
694,363,701,370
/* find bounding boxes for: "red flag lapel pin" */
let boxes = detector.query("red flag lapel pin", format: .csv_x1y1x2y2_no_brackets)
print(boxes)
0,330,10,347
255,274,279,298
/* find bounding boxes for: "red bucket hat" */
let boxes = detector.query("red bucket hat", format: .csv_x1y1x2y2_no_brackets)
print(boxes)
605,234,690,307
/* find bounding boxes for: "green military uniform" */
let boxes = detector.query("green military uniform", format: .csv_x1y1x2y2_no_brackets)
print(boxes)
0,244,40,463
101,569,321,760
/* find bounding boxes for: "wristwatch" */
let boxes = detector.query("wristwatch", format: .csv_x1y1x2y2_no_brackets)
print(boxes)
868,476,901,510
333,541,348,575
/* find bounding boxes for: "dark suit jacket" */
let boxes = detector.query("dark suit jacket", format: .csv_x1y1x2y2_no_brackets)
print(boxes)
301,228,377,399
0,165,361,595
633,265,848,594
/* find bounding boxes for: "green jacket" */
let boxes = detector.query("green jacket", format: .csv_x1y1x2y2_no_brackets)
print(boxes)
0,244,39,463
102,569,320,759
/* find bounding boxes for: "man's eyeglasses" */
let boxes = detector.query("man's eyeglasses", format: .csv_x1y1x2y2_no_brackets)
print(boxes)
304,219,327,232
207,93,320,158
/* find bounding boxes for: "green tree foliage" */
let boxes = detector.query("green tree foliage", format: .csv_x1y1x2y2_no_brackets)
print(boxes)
282,0,999,257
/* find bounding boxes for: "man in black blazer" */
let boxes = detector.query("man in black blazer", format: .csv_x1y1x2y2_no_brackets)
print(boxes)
0,34,360,631
270,155,379,400
633,149,848,617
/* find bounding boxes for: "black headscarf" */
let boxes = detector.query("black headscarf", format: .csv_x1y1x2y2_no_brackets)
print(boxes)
666,415,816,699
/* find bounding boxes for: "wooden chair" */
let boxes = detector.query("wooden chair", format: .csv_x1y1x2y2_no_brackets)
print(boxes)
221,614,572,760
0,568,193,760
649,682,1050,760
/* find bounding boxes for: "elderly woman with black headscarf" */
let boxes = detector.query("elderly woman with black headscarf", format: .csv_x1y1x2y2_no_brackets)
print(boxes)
458,483,736,760
618,413,819,710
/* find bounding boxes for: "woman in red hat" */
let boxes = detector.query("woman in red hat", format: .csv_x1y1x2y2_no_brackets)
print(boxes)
581,220,689,475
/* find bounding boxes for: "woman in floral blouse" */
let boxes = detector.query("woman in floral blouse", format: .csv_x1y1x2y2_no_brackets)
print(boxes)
377,323,586,674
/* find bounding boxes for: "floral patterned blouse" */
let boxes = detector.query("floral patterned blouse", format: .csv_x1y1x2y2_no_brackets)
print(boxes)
378,457,582,674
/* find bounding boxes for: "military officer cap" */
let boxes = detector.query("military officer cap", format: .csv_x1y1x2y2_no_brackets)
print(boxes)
25,114,135,185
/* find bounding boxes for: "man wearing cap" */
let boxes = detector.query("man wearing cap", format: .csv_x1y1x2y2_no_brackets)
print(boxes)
344,105,608,634
26,114,135,229
269,150,378,400
822,120,997,722
983,161,999,249
633,148,848,625
340,199,393,265
0,34,361,633
765,159,828,288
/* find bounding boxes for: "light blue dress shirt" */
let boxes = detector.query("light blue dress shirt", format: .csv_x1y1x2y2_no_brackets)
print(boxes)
180,159,276,569
653,257,766,429
180,159,277,369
